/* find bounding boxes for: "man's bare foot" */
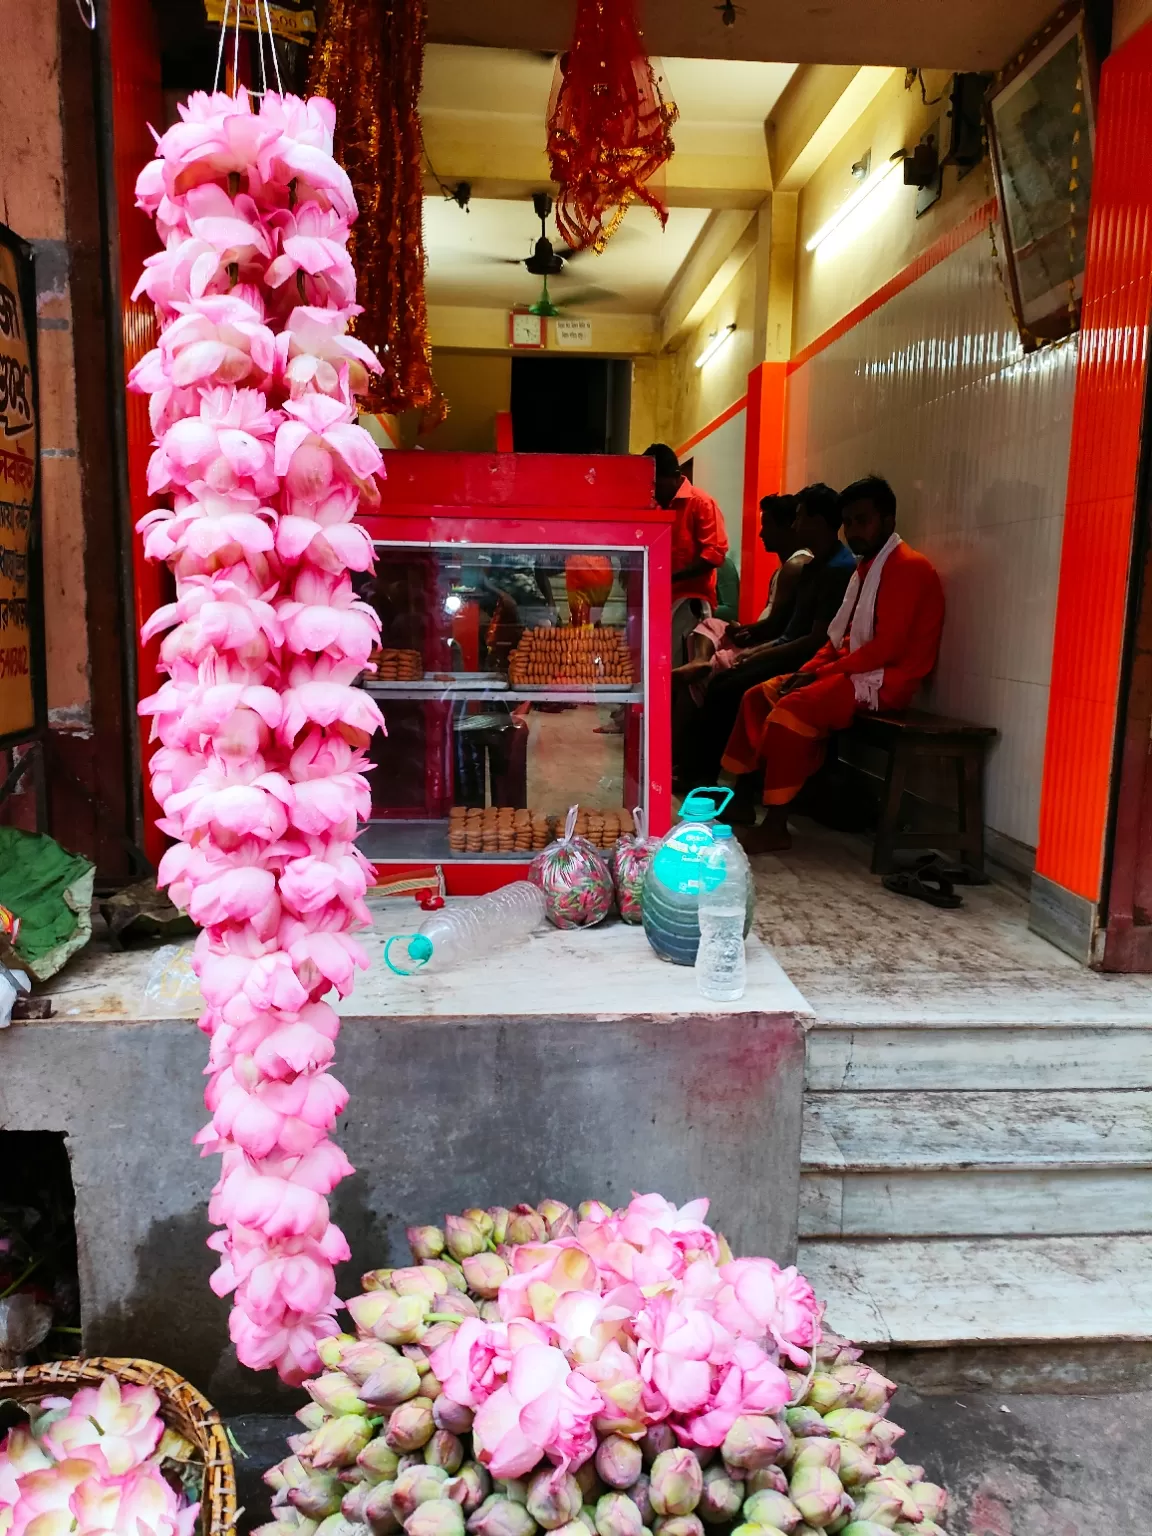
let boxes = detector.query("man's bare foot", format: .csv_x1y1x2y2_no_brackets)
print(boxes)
735,821,792,855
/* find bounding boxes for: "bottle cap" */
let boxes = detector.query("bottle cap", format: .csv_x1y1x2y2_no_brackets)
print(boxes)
714,825,734,839
409,935,434,962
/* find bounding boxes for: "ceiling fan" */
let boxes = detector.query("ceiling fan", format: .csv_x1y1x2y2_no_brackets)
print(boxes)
482,192,619,316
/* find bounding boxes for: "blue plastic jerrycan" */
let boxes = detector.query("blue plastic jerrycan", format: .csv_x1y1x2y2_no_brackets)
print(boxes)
641,787,756,965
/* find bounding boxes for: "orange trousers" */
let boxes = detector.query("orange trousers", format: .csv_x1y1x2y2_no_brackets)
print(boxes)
720,673,858,805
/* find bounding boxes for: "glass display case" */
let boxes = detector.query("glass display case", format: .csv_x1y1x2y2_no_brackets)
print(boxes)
355,453,672,892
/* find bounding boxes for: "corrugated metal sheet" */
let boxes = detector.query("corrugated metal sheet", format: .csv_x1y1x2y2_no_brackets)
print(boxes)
786,231,1078,851
1036,30,1152,901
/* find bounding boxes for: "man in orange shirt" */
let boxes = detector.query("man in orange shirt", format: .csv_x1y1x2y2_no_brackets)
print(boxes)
720,476,944,853
644,444,729,664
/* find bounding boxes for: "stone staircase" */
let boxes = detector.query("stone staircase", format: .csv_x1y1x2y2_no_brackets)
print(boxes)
796,1015,1152,1351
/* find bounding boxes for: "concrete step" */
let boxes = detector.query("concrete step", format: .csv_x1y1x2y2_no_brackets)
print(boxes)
799,1235,1152,1348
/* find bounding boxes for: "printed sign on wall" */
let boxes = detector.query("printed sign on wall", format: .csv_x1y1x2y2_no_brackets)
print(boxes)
554,318,593,349
0,227,40,747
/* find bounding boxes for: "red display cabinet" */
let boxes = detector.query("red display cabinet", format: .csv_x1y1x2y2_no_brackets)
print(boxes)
355,453,673,894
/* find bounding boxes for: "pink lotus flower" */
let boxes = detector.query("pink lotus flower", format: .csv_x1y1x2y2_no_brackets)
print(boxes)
265,206,356,308
278,306,380,398
9,1458,103,1536
274,392,384,498
147,386,280,500
717,1260,822,1366
40,1379,163,1476
132,289,276,394
138,487,277,579
256,95,357,220
70,1464,200,1536
147,89,282,201
472,1342,604,1478
277,569,380,665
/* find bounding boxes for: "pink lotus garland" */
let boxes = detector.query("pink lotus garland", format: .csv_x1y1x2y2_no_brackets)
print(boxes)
129,89,387,1384
0,1377,200,1536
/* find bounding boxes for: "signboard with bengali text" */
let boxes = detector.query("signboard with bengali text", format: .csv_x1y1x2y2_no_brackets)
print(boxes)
0,226,42,748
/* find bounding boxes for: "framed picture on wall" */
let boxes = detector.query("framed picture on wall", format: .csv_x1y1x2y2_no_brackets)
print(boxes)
986,2,1098,346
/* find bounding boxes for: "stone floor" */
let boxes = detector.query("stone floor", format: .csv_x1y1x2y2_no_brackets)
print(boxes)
226,1386,1152,1535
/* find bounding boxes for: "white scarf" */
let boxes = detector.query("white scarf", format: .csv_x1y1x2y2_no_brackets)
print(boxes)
827,532,903,710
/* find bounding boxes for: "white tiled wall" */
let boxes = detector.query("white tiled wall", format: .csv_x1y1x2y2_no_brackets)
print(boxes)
686,407,747,569
786,233,1078,850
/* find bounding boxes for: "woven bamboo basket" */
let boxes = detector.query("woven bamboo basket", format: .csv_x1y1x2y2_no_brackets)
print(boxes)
0,1357,237,1536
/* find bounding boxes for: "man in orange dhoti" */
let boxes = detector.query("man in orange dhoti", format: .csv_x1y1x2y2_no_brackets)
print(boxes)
720,477,944,853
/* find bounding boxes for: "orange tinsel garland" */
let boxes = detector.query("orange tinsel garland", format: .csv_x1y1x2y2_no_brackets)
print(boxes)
308,0,444,423
547,0,678,254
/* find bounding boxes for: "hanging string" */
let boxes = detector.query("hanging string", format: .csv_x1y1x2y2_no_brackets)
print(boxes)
260,0,285,94
232,0,242,97
212,0,233,93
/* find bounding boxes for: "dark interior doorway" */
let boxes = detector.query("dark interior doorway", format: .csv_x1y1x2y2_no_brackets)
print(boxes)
510,357,632,454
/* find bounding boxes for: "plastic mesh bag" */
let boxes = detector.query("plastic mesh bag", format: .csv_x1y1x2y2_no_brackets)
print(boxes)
611,805,659,924
529,805,614,929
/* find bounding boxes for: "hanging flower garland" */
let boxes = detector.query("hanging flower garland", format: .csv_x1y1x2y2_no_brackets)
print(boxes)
129,88,386,1384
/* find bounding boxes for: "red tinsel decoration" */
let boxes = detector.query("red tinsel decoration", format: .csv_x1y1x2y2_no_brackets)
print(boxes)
546,0,678,255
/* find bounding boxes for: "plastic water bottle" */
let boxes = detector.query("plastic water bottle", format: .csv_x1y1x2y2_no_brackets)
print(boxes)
695,827,750,1001
385,881,547,974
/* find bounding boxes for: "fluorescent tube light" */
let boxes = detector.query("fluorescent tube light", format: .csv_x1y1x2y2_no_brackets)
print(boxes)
805,152,905,253
695,323,737,369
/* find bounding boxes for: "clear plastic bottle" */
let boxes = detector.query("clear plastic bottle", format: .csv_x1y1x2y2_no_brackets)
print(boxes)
694,827,751,1001
384,881,547,974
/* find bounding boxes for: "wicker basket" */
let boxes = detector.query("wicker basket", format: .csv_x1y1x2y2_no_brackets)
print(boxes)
0,1357,237,1536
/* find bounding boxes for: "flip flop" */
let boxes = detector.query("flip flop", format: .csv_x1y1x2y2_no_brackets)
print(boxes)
915,854,991,887
882,869,963,909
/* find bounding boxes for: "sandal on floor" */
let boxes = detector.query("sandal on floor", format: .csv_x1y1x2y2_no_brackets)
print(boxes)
882,869,963,909
915,854,991,887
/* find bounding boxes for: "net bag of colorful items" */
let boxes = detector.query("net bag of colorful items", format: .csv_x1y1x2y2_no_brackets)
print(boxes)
0,1356,236,1536
257,1194,951,1536
528,807,614,929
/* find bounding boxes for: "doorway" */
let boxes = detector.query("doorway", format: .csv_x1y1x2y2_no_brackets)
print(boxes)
510,357,632,454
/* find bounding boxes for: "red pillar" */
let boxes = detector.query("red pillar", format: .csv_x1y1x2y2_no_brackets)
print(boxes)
738,362,788,622
1034,20,1152,956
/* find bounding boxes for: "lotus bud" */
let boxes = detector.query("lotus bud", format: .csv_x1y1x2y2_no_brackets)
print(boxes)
595,1437,643,1491
831,1367,896,1415
867,1422,905,1462
345,1487,374,1523
577,1514,596,1536
538,1201,577,1239
394,1267,451,1299
782,1412,827,1442
594,1494,644,1536
462,1253,511,1300
909,1484,945,1522
290,1475,345,1520
433,1398,474,1435
858,1478,918,1521
383,1297,434,1345
387,1400,436,1453
401,1456,429,1476
789,1443,839,1475
848,1488,902,1528
319,1336,359,1369
527,1471,583,1531
786,1466,850,1529
290,1430,319,1458
406,1500,467,1536
818,1412,879,1448
834,1445,878,1489
650,1451,703,1518
536,1199,570,1227
267,1456,310,1495
445,1215,489,1261
742,1470,786,1498
549,1523,587,1536
497,1482,529,1506
423,1373,444,1404
742,1489,803,1532
365,1272,397,1292
409,1227,447,1261
881,1461,921,1488
505,1205,547,1246
424,1260,468,1292
837,1524,896,1536
783,1374,807,1403
349,1293,395,1335
362,1359,424,1409
312,1416,375,1469
901,1522,946,1536
575,1463,604,1503
359,1442,403,1482
480,1302,503,1323
436,1292,482,1320
344,1342,403,1386
802,1376,851,1415
654,1517,704,1536
364,1492,403,1536
577,1200,613,1223
721,1418,787,1473
466,1208,497,1238
298,1403,331,1431
425,1432,464,1475
425,1326,463,1355
697,1467,743,1526
392,1466,451,1522
445,1465,491,1515
315,1517,367,1536
627,1476,652,1526
310,1374,367,1417
404,1345,430,1372
466,1496,538,1536
486,1207,511,1244
641,1426,677,1466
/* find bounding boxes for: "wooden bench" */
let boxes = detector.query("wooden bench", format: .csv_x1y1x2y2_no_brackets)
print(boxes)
846,709,998,875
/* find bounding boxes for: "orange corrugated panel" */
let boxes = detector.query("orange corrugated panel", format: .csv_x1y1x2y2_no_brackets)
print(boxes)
1036,26,1152,899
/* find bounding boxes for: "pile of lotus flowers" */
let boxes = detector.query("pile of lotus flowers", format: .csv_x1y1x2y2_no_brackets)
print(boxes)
129,87,387,1383
258,1194,948,1536
0,1376,200,1536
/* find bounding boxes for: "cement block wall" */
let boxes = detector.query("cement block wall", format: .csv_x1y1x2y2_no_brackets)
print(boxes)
0,1010,805,1410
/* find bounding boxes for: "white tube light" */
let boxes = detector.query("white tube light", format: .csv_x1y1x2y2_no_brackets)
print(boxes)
805,153,905,253
695,323,737,369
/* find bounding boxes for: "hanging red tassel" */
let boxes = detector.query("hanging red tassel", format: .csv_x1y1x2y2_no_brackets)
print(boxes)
546,0,678,255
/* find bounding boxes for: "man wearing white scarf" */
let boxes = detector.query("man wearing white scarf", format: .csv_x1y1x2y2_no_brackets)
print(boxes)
719,476,945,853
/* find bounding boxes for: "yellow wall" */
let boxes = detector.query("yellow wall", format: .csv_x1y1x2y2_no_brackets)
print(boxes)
667,251,757,452
792,69,992,355
421,350,511,452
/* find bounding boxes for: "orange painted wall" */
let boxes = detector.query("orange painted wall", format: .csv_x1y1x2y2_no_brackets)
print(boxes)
1035,21,1152,901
